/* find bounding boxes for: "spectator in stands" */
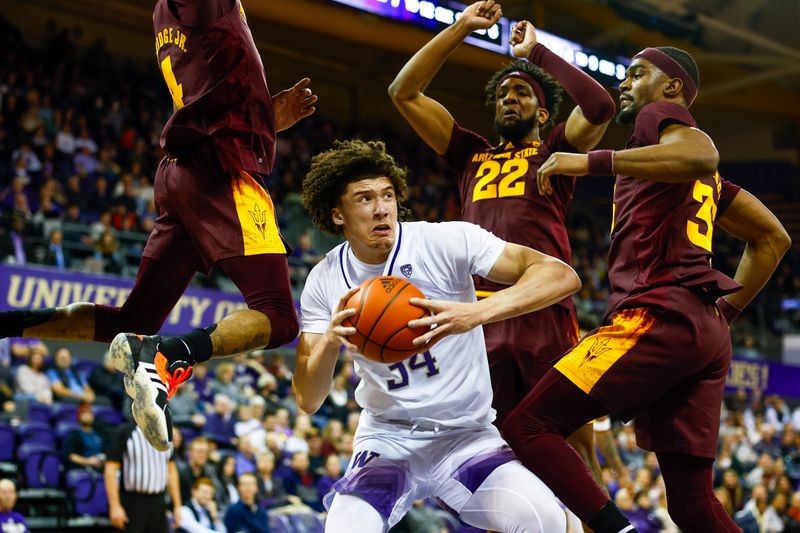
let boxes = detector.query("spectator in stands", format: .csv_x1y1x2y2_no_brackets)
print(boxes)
285,414,312,456
283,451,320,511
87,177,112,214
16,351,53,405
0,479,28,532
224,473,269,533
88,350,125,410
614,488,662,533
0,355,16,415
392,499,448,533
210,363,244,407
316,453,342,503
178,478,226,533
234,404,266,453
94,229,125,275
0,215,32,265
42,228,71,270
256,372,283,415
216,455,239,510
171,383,207,431
47,346,95,404
738,483,771,531
324,374,351,423
205,394,237,447
178,437,223,508
721,469,745,513
234,439,257,478
63,403,105,471
191,364,215,407
255,450,296,510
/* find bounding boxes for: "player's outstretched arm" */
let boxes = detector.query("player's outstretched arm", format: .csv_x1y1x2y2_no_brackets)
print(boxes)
536,123,719,194
293,287,359,414
409,243,580,346
510,20,615,152
389,1,502,155
716,188,791,317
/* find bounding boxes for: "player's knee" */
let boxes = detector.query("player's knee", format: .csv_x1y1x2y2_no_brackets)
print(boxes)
665,495,701,529
502,410,545,450
262,308,299,349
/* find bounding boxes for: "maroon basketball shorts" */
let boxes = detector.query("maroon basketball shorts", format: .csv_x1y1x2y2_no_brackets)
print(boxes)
144,143,287,272
554,286,732,459
482,301,579,428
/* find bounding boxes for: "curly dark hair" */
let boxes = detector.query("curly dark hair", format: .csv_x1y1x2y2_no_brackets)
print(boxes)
302,139,411,235
484,59,564,130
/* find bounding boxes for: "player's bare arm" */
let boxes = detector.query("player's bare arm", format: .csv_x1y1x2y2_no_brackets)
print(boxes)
716,189,791,314
293,287,360,413
536,123,718,194
389,1,502,155
510,20,612,152
273,77,318,132
408,243,580,346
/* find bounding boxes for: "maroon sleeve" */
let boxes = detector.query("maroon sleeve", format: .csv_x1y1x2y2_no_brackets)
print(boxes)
168,0,235,25
717,177,742,216
442,122,491,177
632,102,697,145
543,122,578,154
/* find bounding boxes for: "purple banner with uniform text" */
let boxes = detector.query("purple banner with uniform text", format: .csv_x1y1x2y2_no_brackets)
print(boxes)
0,264,250,337
726,357,800,399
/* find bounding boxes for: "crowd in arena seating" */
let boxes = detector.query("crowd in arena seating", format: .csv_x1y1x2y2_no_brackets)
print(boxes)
3,13,800,533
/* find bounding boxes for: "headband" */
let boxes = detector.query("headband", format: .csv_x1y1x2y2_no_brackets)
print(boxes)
498,71,547,110
633,47,698,106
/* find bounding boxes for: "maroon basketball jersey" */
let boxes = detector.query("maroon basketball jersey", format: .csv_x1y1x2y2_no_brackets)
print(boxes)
153,0,275,175
443,122,577,304
607,101,741,314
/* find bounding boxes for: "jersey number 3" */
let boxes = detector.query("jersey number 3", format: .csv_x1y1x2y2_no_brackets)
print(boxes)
686,179,717,252
472,159,529,202
160,56,185,109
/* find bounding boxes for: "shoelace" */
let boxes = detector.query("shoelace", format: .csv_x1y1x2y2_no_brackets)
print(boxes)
154,351,194,400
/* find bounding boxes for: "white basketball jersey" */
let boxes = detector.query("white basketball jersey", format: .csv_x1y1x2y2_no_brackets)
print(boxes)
301,221,506,429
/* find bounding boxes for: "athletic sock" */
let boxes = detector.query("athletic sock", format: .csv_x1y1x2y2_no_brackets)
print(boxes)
159,326,214,366
587,501,637,533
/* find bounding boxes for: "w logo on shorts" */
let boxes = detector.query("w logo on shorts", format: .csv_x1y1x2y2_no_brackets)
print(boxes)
351,450,380,469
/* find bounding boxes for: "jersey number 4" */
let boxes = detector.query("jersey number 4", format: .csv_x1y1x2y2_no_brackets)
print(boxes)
160,56,185,109
472,160,529,202
386,351,439,390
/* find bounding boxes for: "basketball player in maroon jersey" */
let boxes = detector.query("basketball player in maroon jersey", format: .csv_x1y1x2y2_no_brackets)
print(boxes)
0,0,316,451
502,46,791,533
389,0,615,483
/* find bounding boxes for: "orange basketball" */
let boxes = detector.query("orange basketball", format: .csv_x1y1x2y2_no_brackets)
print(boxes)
342,276,430,363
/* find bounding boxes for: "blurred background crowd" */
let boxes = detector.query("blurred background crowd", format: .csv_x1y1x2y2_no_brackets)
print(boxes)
1,7,800,533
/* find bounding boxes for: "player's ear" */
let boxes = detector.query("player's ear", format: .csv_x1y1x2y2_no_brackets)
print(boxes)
331,207,344,228
664,78,683,100
537,107,549,126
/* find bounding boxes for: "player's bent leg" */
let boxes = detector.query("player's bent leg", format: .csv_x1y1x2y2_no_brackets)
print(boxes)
657,452,741,533
458,461,568,533
325,494,386,533
567,423,606,494
502,371,634,533
211,253,299,354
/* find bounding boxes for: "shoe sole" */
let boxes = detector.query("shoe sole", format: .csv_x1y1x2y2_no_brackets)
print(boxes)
110,333,171,451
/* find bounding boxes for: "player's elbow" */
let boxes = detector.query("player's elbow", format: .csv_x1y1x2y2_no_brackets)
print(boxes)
698,146,720,176
388,78,416,104
563,264,582,297
768,224,792,258
292,380,323,415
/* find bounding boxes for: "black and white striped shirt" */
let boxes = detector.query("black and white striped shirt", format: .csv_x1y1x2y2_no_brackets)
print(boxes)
107,422,172,494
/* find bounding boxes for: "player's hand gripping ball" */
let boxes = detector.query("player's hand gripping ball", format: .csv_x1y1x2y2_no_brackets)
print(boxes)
343,276,431,363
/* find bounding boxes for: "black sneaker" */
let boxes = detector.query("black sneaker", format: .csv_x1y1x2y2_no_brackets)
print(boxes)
109,333,193,451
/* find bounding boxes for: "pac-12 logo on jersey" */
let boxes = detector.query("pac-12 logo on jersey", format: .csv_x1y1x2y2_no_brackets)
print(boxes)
400,264,413,278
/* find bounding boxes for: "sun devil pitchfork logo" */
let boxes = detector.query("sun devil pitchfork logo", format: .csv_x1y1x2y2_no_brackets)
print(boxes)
579,337,613,366
400,264,413,278
248,203,269,240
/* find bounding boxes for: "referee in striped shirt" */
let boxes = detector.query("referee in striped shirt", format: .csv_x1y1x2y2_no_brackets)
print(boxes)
104,421,182,532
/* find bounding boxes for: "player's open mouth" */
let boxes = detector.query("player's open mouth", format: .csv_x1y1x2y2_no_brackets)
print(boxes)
502,109,520,118
373,224,392,235
619,95,633,106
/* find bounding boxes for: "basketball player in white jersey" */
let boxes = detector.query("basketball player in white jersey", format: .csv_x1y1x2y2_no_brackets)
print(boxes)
295,140,583,533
